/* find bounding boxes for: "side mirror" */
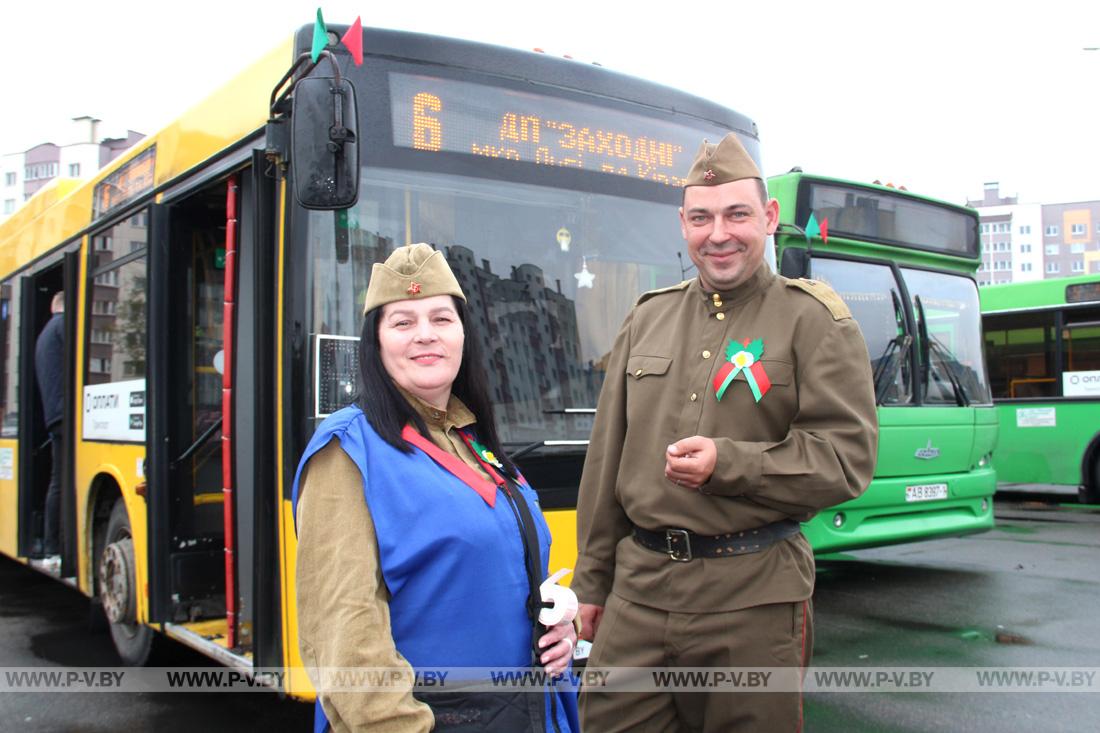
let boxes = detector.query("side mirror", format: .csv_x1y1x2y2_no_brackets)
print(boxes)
290,76,359,209
779,247,811,279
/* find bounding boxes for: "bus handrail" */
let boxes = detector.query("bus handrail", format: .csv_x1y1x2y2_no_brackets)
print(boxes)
170,417,224,470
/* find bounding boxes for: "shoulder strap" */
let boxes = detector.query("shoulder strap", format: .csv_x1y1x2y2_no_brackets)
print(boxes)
636,279,691,306
500,475,547,651
784,277,852,320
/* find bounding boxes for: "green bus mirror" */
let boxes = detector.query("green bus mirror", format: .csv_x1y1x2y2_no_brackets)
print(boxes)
290,76,359,209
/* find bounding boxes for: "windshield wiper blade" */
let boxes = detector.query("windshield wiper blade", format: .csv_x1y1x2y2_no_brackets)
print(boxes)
915,295,969,407
873,335,912,405
928,338,971,406
508,439,590,461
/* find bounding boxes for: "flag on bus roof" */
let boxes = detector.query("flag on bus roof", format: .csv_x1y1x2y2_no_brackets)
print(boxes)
820,217,829,245
310,8,328,63
341,16,363,66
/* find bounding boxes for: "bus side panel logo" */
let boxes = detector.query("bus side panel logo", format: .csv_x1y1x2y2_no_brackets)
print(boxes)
915,439,940,460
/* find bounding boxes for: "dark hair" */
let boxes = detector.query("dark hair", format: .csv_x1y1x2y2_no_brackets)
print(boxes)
356,297,518,477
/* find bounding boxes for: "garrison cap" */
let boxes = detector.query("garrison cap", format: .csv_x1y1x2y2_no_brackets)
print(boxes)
683,133,761,187
363,243,466,315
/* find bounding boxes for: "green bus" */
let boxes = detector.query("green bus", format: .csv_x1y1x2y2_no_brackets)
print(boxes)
980,274,1100,503
767,172,997,552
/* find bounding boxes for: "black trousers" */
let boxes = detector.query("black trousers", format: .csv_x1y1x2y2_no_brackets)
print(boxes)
43,429,62,555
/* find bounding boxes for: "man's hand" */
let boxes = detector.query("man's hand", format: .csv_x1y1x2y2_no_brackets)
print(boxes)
577,603,604,642
664,436,717,490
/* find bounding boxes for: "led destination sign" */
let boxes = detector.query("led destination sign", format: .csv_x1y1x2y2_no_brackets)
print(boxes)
391,73,737,187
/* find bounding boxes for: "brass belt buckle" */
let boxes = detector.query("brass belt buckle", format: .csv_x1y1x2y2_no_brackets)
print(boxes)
665,529,692,562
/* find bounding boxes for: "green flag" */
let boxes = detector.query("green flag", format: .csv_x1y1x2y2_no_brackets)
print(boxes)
804,212,820,243
310,8,328,63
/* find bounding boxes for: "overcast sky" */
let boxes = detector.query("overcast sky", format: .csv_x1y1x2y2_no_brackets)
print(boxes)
3,0,1098,205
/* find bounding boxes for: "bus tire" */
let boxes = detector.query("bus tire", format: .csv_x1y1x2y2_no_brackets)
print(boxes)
87,598,108,633
99,499,157,665
1080,457,1100,505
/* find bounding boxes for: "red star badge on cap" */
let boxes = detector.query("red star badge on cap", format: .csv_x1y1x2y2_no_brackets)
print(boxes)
407,281,421,295
704,169,716,182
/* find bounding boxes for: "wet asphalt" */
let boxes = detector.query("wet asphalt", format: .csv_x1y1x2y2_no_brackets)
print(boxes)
1,496,1097,732
807,497,1100,732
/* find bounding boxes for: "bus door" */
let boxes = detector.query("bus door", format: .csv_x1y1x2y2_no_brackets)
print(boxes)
16,255,78,576
147,167,273,657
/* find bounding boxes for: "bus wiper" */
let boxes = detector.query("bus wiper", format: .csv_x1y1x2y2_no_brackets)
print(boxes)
928,338,971,406
872,334,912,405
872,290,910,405
915,296,969,407
509,439,590,461
506,409,597,460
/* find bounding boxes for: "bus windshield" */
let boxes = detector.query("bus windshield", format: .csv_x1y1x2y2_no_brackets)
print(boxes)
903,268,991,405
307,168,700,444
811,259,912,405
299,56,750,445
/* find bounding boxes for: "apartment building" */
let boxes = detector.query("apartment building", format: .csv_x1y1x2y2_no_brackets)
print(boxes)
968,182,1099,285
1,117,143,224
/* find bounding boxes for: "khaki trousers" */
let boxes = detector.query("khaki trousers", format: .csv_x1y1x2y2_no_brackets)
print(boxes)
580,593,812,733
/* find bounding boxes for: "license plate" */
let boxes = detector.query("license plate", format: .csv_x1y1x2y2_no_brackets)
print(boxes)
905,483,948,502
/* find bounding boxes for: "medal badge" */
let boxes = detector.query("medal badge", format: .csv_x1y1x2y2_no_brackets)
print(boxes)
713,338,772,402
468,437,503,468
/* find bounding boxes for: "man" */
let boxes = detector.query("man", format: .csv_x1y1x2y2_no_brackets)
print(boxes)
572,134,878,731
35,291,65,569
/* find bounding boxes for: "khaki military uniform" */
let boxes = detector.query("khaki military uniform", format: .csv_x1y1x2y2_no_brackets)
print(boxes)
573,264,878,732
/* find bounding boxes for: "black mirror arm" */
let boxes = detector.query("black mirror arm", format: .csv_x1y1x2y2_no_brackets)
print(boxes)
269,50,343,118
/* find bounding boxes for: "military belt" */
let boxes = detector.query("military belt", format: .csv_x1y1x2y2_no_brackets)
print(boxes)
632,520,801,562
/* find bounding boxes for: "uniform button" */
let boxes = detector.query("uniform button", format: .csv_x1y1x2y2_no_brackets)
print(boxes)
713,299,724,307
716,312,725,320
634,369,643,376
690,393,698,402
702,350,712,359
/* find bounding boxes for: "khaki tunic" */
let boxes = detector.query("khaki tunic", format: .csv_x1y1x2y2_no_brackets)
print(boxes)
295,392,488,732
572,264,878,613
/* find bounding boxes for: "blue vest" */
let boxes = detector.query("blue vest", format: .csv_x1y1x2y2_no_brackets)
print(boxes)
292,405,577,732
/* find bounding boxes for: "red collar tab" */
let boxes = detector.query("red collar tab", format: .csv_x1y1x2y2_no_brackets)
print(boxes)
401,425,497,507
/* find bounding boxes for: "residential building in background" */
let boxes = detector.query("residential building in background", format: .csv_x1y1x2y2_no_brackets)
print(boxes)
1,117,143,224
969,182,1100,285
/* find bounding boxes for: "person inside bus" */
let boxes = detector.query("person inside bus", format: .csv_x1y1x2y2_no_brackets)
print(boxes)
293,243,578,733
34,291,65,573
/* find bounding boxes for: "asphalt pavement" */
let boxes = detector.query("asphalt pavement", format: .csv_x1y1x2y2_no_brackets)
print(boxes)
806,497,1100,733
1,497,1097,732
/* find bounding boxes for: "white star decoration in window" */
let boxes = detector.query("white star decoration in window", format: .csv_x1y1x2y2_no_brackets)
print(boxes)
575,257,595,289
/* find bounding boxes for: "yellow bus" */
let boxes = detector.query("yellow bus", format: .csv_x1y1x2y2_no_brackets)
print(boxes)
0,22,763,697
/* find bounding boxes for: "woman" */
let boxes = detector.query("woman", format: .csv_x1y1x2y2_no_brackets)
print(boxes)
294,244,578,733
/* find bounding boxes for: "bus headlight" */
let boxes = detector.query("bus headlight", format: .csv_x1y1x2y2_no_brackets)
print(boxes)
977,452,992,469
833,512,845,528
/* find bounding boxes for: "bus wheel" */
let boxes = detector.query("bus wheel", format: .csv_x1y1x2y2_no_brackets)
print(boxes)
1081,458,1100,505
99,499,156,665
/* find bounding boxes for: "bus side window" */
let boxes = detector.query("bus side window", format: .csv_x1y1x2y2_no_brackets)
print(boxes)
0,279,19,438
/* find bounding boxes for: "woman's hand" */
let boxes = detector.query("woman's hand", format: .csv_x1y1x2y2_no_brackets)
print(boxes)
537,620,577,675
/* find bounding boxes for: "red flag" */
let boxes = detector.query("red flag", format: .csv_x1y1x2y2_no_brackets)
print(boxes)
820,217,829,245
341,16,363,66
